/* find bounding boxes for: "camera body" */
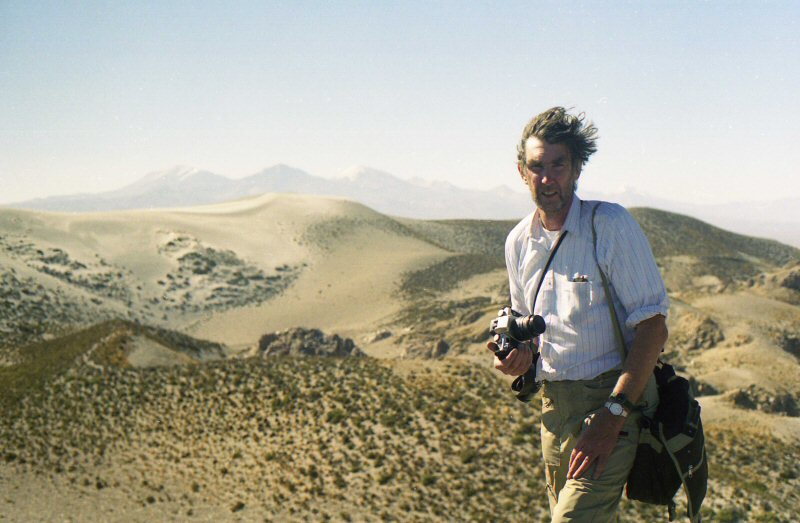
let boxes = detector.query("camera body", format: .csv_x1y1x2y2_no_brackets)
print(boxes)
491,311,546,359
489,307,546,402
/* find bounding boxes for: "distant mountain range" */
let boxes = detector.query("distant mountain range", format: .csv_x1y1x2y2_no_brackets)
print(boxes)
7,164,799,247
7,165,532,220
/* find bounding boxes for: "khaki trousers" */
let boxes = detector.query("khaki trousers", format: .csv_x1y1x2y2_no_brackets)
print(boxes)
540,370,658,522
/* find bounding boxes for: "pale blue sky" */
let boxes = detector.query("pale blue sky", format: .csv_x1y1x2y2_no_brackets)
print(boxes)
2,1,799,206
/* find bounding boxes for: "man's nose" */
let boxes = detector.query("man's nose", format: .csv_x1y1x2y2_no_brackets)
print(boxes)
540,170,555,184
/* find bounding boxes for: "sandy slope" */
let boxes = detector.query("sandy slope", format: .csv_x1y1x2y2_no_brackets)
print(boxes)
688,291,800,392
699,396,800,444
0,194,312,291
188,219,448,351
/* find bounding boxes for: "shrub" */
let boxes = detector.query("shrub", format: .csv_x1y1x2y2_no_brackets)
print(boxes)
421,473,437,486
460,447,478,464
326,408,347,424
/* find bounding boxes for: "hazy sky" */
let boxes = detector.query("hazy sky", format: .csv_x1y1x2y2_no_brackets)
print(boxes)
2,1,799,206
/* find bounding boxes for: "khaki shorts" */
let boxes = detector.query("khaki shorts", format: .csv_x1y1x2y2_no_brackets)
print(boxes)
540,370,658,522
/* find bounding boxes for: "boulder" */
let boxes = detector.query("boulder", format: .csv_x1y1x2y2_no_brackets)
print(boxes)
431,339,450,358
363,330,392,344
781,270,800,292
402,338,450,359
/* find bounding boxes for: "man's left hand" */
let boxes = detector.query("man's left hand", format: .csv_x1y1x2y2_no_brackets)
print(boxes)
486,338,534,376
566,408,627,480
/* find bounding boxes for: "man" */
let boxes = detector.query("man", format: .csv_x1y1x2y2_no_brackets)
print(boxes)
488,107,668,522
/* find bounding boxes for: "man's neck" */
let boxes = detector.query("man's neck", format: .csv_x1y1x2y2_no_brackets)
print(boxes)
538,198,573,231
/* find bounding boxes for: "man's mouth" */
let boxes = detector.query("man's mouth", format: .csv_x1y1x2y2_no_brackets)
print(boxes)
540,190,558,198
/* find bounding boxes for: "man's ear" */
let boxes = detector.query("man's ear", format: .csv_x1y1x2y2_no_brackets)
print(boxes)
517,163,527,183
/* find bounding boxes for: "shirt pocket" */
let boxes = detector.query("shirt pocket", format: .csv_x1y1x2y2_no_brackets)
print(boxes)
556,279,593,323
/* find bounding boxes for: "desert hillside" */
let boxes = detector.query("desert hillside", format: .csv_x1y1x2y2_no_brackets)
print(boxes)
1,194,799,522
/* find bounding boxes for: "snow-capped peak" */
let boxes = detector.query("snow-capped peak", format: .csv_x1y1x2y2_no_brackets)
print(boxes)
141,165,201,182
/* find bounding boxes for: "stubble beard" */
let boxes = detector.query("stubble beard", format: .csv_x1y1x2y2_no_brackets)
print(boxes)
533,180,577,214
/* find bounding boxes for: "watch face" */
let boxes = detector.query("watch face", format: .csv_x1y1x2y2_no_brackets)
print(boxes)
609,402,624,416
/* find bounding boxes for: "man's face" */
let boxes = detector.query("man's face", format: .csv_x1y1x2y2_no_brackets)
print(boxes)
518,137,581,215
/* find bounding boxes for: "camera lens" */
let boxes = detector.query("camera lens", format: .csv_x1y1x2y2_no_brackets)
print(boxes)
507,315,546,341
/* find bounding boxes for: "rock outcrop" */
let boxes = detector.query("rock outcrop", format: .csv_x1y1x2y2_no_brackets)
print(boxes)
781,269,800,292
669,311,725,351
257,327,363,358
731,385,799,417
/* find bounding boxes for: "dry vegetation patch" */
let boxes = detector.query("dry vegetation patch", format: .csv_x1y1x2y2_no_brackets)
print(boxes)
156,233,302,313
4,347,799,522
1,354,553,522
0,234,133,302
0,270,115,351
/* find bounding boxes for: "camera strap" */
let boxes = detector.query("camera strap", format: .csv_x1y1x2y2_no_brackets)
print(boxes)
530,228,568,313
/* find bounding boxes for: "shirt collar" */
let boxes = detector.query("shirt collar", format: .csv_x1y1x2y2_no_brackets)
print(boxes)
531,195,583,238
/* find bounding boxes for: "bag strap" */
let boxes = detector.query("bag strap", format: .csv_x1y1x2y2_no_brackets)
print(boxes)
591,203,628,359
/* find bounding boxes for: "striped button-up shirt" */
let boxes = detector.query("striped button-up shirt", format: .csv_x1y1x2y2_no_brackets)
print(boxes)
505,196,669,382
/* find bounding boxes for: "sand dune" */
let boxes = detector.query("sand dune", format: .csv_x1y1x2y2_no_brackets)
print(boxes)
0,194,452,349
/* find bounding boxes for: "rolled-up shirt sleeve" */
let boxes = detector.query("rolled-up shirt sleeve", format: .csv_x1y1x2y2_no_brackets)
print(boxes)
597,205,669,329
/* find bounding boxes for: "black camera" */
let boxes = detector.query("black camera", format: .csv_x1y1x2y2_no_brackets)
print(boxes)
489,307,546,402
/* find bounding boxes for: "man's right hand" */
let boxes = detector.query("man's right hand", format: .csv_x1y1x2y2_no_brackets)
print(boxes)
486,338,535,376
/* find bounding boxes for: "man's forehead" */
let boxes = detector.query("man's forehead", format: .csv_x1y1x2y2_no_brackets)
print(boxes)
524,137,570,160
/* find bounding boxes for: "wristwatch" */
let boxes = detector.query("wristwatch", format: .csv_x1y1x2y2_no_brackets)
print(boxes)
605,392,636,418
